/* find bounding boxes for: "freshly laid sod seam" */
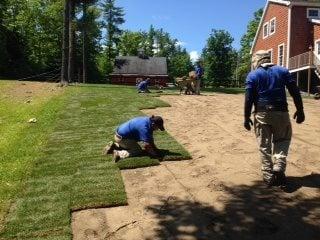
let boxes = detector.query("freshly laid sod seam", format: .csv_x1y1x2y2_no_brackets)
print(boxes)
117,131,191,170
0,84,191,240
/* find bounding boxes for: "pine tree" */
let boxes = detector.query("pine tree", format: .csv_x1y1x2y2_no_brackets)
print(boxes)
102,0,125,61
61,0,70,85
238,8,263,83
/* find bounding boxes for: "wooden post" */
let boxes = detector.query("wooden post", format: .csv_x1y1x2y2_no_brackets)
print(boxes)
308,68,311,96
308,47,314,96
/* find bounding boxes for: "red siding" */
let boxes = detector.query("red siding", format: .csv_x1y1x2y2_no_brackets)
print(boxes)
110,75,168,87
314,24,320,43
290,6,314,57
253,3,288,66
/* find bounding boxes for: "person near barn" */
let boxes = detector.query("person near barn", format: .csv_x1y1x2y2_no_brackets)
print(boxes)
195,62,204,95
137,78,151,93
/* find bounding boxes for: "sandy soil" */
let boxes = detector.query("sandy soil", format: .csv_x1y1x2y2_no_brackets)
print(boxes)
1,81,64,102
72,93,320,240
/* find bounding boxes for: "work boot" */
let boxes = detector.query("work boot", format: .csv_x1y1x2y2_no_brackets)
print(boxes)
264,174,277,188
274,171,286,187
112,150,121,163
102,141,116,155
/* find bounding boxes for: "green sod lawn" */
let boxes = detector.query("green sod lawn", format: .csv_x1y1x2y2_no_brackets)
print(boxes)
0,82,190,239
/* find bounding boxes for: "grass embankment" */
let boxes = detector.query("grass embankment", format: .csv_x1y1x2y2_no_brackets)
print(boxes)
0,83,190,239
0,81,67,228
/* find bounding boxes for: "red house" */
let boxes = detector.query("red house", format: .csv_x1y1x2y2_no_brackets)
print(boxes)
251,0,320,94
110,56,168,87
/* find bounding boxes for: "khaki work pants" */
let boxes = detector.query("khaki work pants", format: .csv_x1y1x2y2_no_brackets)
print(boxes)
114,134,143,159
195,78,201,95
254,111,292,181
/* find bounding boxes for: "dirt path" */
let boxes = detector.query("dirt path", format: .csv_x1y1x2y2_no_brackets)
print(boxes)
72,93,320,240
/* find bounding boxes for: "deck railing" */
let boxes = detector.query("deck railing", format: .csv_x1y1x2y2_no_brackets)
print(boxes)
314,53,320,73
288,51,313,70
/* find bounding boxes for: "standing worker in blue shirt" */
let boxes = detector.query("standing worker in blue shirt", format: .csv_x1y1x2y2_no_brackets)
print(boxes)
103,115,165,162
244,50,305,187
195,62,204,95
137,78,151,93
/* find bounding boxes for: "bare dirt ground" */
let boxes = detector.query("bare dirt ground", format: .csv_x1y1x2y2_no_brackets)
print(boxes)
1,81,64,101
72,93,320,240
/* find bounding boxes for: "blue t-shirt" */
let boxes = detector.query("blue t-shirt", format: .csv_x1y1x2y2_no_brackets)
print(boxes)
245,65,296,107
116,117,153,143
137,80,148,91
195,66,204,78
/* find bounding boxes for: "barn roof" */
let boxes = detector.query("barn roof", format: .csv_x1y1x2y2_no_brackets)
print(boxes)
112,56,168,76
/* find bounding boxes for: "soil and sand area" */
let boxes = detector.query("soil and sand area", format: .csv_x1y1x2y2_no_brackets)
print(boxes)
72,93,320,240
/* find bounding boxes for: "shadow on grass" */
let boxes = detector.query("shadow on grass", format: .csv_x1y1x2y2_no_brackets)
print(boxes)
146,180,320,240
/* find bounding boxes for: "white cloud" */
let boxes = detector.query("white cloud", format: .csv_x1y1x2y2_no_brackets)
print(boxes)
151,15,171,21
189,51,200,63
175,41,187,47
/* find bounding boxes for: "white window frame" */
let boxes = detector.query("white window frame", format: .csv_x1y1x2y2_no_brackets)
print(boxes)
270,17,276,36
267,48,273,63
315,39,320,57
307,8,320,19
278,43,285,67
263,22,269,39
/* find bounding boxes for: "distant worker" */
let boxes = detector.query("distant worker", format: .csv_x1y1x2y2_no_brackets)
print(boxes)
137,78,151,93
195,62,204,95
103,115,165,162
244,50,305,187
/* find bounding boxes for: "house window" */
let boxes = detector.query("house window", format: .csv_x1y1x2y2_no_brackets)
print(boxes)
278,44,285,66
263,22,269,39
267,49,273,62
270,18,276,35
307,8,320,19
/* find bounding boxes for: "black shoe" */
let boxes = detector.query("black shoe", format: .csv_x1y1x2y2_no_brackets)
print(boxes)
274,171,286,187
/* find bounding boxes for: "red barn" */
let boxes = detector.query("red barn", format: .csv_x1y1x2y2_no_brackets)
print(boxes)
251,0,320,94
110,56,168,87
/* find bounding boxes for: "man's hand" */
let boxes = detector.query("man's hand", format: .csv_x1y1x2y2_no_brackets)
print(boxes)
293,110,305,124
244,118,253,131
144,143,160,158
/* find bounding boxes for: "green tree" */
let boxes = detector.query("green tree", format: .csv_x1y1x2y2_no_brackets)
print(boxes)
202,29,235,87
118,30,144,56
81,0,98,83
61,0,70,85
238,8,263,84
102,0,125,62
168,47,193,80
0,0,8,77
78,3,103,82
145,25,156,56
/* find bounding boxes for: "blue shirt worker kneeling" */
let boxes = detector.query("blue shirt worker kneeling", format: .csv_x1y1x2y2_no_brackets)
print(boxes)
244,50,305,188
137,78,151,93
103,115,165,162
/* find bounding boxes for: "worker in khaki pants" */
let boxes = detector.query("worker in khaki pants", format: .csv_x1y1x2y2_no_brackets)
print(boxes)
244,50,305,187
195,62,204,95
103,115,165,162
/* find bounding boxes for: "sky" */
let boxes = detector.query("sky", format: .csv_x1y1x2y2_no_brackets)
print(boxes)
116,0,266,61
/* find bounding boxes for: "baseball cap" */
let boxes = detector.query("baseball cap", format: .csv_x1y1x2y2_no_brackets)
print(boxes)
151,116,165,131
252,50,271,69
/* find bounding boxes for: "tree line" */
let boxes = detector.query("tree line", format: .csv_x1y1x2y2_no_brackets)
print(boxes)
0,0,262,87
